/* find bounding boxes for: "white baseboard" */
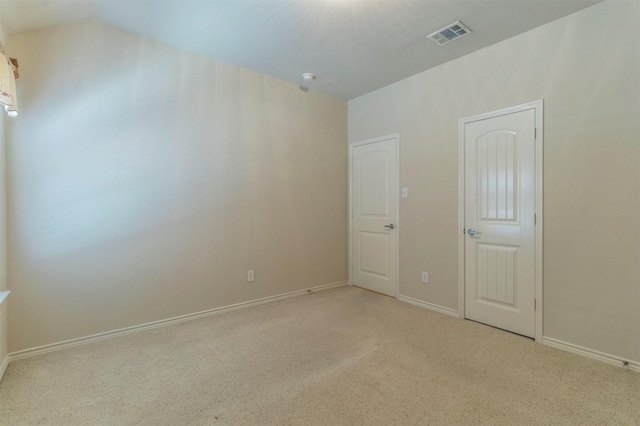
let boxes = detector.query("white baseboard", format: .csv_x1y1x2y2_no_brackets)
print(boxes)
397,294,460,318
0,353,8,381
9,281,347,362
542,337,640,373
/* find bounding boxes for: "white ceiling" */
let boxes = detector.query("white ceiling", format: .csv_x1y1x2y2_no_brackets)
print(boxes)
0,0,601,100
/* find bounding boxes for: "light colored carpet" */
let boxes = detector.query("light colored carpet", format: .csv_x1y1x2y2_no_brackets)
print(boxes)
1,286,639,425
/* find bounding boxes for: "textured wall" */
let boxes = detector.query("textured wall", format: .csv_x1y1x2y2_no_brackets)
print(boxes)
349,2,640,362
7,21,347,352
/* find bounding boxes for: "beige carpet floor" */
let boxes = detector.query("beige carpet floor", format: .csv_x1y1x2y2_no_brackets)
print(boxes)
1,286,639,425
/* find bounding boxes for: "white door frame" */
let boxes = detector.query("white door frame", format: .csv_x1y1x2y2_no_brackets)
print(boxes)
348,133,400,298
458,101,544,342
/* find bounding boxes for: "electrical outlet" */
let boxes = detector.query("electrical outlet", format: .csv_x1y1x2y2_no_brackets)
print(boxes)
247,270,255,282
421,271,428,283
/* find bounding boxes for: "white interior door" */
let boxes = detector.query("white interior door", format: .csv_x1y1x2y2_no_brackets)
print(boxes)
464,109,536,337
351,136,398,297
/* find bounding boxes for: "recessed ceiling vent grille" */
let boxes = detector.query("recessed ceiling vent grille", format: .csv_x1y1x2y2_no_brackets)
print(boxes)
428,21,472,46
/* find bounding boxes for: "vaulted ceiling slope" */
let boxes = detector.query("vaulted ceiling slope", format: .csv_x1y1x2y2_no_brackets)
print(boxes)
0,0,601,100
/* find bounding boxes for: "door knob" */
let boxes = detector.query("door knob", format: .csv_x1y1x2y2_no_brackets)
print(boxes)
467,228,477,236
384,224,395,229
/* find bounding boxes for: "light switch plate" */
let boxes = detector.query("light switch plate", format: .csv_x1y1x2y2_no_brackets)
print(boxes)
402,187,408,198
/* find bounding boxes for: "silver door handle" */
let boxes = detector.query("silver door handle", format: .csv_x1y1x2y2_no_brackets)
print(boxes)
384,224,395,229
467,228,477,236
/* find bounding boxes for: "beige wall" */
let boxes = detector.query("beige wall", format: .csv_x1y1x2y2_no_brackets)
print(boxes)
7,21,347,352
349,1,640,362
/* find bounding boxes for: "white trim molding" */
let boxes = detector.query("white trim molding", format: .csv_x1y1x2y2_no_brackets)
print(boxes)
0,290,9,305
398,295,460,318
1,291,9,381
8,281,347,362
458,100,544,343
543,337,640,373
0,354,8,381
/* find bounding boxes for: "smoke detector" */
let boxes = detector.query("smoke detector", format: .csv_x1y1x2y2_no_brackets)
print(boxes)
302,73,316,81
427,21,472,46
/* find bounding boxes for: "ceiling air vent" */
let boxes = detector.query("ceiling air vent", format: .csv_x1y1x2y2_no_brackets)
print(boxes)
427,21,472,46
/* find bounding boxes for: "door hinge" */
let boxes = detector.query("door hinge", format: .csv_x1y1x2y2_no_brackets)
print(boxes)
534,213,537,225
534,128,537,140
534,299,537,310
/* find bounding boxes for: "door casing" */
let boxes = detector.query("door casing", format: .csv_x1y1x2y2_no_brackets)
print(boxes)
458,101,544,342
348,133,400,298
